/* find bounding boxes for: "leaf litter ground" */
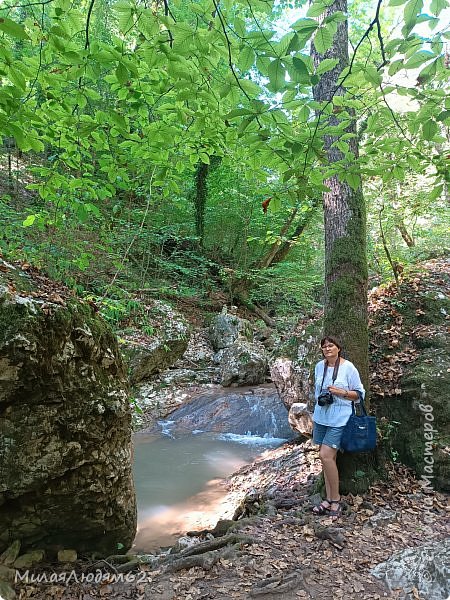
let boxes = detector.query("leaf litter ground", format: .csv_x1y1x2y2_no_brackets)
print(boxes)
15,442,448,600
12,259,450,600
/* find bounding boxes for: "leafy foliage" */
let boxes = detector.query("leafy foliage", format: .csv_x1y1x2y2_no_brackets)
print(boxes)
0,0,448,316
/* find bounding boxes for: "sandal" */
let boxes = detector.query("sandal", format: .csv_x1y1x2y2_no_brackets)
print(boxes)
312,499,332,515
328,500,342,520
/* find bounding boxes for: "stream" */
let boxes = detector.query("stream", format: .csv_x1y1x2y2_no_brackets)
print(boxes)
132,385,292,552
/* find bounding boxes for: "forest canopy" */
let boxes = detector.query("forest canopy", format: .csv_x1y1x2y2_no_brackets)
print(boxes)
0,0,448,321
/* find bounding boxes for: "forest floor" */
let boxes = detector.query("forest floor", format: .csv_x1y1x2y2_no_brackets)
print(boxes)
13,444,448,600
11,260,450,600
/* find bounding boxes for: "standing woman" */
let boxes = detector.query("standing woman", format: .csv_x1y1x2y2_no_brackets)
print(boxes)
312,336,365,519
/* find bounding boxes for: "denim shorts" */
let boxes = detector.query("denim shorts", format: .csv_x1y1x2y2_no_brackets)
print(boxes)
313,423,345,450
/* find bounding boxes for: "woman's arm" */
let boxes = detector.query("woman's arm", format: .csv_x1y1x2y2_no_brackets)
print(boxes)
328,362,365,401
327,386,359,401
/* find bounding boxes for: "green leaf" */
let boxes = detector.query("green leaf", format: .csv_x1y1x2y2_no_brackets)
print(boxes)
225,108,254,119
429,183,443,200
316,58,338,75
436,110,450,123
256,55,271,76
292,56,309,77
404,50,435,68
291,17,319,34
323,11,347,24
345,172,361,190
417,59,439,85
238,46,255,71
276,32,296,57
23,214,36,227
404,0,424,25
8,68,26,90
422,119,438,140
430,0,449,15
268,59,286,91
307,1,329,18
389,0,406,4
115,62,129,84
0,17,30,40
238,79,262,97
364,65,382,86
388,59,404,76
313,26,335,54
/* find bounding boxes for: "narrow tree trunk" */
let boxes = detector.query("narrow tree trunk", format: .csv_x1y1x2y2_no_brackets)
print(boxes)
311,0,376,493
194,162,208,245
379,207,400,286
395,219,415,247
257,200,319,269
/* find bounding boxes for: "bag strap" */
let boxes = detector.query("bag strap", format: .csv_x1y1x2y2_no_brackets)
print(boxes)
351,394,367,415
319,359,340,391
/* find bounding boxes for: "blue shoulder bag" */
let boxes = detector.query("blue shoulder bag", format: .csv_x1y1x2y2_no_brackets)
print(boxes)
341,397,377,453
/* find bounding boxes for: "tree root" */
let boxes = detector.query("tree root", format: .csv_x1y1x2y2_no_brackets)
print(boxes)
250,570,309,596
161,533,254,573
164,545,239,573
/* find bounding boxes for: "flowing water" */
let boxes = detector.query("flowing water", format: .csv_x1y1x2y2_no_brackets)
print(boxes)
132,385,291,552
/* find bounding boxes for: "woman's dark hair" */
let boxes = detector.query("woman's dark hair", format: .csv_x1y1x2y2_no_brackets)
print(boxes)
320,336,342,355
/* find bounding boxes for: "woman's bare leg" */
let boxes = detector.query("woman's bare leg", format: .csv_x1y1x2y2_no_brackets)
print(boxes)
319,445,339,502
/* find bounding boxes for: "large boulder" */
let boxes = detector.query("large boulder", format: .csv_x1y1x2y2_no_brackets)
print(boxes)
371,538,450,600
208,308,253,351
270,357,313,410
152,385,292,439
119,300,190,383
208,308,267,387
219,339,268,387
0,259,136,556
270,319,322,435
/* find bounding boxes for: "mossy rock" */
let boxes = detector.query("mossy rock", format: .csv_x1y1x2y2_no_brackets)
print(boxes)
0,259,136,555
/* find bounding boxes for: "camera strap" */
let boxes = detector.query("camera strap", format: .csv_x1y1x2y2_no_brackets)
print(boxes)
319,359,340,391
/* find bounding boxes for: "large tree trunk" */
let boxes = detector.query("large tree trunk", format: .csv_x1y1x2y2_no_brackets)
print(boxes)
311,0,376,493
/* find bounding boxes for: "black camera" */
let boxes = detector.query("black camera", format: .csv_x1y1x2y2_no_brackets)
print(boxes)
318,391,334,406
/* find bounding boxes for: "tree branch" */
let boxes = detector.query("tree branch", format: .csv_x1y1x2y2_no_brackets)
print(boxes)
211,0,252,102
85,0,96,50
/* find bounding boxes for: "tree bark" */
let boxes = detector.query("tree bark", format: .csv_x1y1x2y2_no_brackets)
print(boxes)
194,161,209,245
395,219,415,247
257,200,319,269
311,0,375,492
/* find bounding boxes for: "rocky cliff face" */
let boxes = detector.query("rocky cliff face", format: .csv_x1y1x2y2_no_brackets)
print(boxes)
369,259,450,492
0,259,136,555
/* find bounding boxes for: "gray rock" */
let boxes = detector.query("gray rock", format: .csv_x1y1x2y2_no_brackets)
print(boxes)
13,550,45,569
288,403,313,437
309,493,323,507
209,309,253,351
0,260,136,556
367,509,397,528
0,564,15,582
154,385,292,439
0,580,15,600
371,538,450,600
0,540,21,566
220,340,267,387
57,549,77,563
270,357,311,411
119,301,190,383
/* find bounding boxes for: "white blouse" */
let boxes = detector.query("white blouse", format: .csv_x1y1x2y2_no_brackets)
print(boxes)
313,359,365,427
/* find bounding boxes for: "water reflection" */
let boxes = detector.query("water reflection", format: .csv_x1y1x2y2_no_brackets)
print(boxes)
133,432,284,552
